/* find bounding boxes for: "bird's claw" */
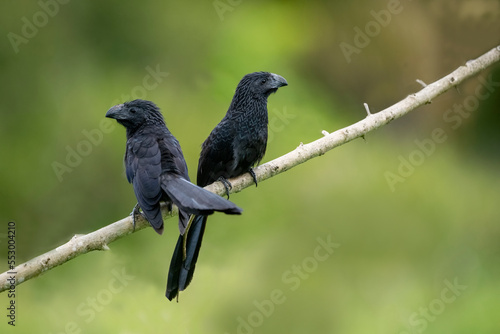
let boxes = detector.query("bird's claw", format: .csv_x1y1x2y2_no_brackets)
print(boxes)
130,203,144,232
217,176,233,199
249,168,258,186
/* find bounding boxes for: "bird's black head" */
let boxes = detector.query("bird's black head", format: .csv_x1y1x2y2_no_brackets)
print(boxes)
237,72,288,99
106,99,165,135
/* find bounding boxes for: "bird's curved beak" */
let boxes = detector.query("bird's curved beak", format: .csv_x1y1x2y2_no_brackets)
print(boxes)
270,73,288,88
106,104,124,119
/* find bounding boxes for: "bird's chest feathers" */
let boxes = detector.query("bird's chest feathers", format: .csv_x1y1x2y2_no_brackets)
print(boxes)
233,107,268,143
231,108,268,166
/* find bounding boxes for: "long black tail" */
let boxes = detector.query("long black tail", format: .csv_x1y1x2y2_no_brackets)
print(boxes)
160,174,241,219
161,174,241,300
166,214,207,301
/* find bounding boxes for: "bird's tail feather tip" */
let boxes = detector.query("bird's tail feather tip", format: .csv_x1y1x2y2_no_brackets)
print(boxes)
228,207,243,215
166,290,177,301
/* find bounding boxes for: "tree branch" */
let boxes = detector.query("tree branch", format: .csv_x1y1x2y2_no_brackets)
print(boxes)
2,46,499,292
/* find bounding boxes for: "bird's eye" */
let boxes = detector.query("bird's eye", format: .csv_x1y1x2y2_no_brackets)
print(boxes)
130,108,136,113
261,79,267,84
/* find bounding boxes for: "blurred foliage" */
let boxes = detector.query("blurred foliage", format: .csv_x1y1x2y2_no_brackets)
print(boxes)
1,0,499,333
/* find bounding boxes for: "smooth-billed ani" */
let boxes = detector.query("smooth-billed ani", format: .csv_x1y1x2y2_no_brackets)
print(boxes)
106,99,242,238
166,72,288,300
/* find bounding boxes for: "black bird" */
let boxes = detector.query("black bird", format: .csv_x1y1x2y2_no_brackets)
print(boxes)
105,99,242,238
166,72,288,300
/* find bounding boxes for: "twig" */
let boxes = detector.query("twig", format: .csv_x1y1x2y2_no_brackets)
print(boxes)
363,103,372,116
1,45,499,292
416,79,428,87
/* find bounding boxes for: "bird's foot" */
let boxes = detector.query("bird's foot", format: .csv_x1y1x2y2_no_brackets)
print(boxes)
249,168,258,187
130,203,145,231
217,176,233,199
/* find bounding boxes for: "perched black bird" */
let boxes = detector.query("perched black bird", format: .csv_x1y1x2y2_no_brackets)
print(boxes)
105,99,242,238
166,72,288,300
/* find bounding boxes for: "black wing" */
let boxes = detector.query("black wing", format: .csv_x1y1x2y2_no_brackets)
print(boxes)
158,133,190,180
197,117,237,187
125,134,164,234
158,133,191,234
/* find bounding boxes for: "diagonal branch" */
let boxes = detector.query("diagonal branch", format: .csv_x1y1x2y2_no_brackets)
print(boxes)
1,45,499,292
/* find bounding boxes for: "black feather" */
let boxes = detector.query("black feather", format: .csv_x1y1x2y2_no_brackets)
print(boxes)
106,99,243,300
166,214,206,300
106,99,241,236
166,72,287,300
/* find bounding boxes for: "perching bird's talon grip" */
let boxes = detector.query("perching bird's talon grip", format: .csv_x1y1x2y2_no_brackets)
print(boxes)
130,203,144,232
249,168,258,186
217,176,233,198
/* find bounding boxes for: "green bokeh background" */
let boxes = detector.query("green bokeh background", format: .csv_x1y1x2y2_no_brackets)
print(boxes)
1,1,499,333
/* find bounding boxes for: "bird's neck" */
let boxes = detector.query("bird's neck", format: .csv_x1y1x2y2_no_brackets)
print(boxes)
125,127,138,139
229,94,268,119
125,119,167,139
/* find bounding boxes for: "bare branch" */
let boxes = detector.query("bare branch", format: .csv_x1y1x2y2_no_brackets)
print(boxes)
1,45,499,293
